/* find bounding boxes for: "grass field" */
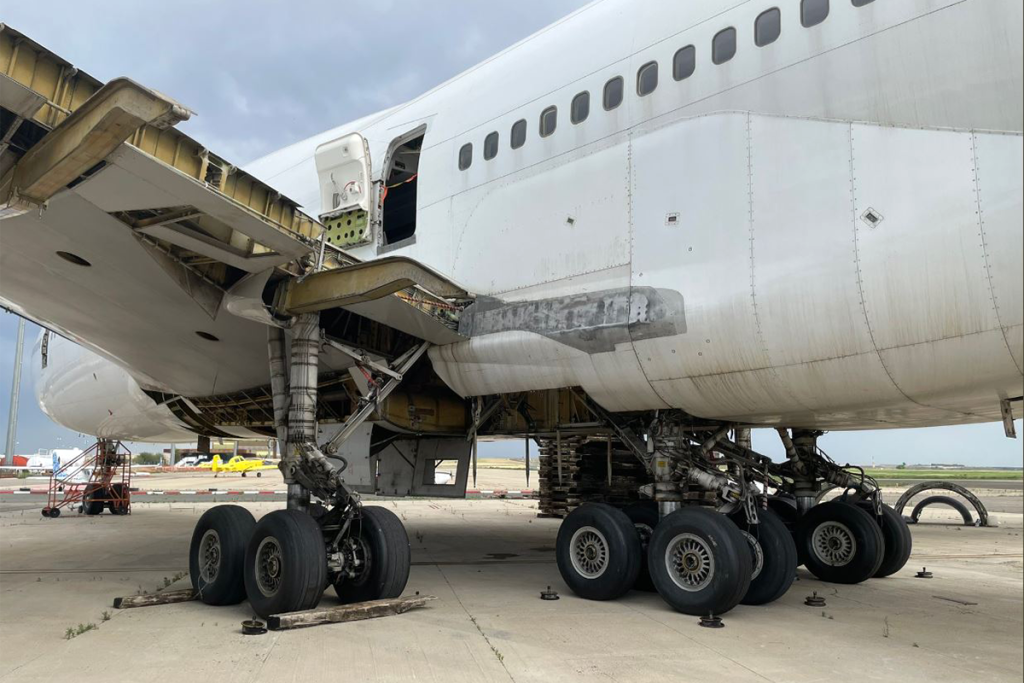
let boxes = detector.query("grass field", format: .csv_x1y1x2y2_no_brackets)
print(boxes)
864,468,1021,481
475,459,1019,481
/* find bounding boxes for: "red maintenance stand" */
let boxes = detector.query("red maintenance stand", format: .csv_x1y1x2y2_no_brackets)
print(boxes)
42,439,132,518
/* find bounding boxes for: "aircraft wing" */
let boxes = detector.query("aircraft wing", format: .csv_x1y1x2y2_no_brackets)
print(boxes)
0,25,469,401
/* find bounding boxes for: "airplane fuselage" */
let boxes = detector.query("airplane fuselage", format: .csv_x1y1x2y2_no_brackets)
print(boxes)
247,0,1023,429
15,0,1024,437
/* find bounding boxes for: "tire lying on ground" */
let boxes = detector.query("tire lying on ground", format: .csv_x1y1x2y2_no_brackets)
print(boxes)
729,507,798,605
244,509,327,617
622,501,659,592
556,503,641,601
189,505,256,605
648,507,752,616
855,501,912,578
797,501,884,584
334,506,411,604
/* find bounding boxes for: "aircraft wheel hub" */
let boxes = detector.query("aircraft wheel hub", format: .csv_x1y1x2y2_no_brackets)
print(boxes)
255,536,284,597
570,526,609,579
199,529,221,584
666,533,715,592
812,521,856,567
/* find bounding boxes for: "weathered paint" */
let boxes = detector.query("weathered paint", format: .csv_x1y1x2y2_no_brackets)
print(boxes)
460,287,684,354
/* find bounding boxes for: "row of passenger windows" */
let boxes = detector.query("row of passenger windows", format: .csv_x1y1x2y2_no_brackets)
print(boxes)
458,0,874,171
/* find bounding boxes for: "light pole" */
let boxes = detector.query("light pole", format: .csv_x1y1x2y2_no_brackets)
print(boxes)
4,318,26,466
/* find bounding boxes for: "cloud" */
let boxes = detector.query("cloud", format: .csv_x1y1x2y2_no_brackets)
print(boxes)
2,0,592,164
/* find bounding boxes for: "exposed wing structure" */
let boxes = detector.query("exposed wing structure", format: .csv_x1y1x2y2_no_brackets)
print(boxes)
0,25,468,402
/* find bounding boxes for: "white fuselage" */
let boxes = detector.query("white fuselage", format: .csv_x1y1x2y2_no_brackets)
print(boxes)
26,0,1024,437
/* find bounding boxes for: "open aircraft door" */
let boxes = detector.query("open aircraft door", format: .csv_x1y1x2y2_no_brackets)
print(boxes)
315,133,374,247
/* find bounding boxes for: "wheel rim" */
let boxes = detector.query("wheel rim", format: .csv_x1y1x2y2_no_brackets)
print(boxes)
255,536,284,597
342,534,372,585
569,526,609,579
198,529,221,584
811,521,857,567
665,533,715,592
739,530,764,580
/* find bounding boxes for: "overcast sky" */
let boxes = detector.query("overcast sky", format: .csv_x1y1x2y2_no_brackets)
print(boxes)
1,1,1021,466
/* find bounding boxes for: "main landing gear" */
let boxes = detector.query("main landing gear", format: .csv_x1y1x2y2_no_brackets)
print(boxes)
189,503,411,617
188,316,423,618
553,420,912,617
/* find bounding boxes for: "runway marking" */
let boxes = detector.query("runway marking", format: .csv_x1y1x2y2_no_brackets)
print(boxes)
912,553,1023,559
0,567,188,574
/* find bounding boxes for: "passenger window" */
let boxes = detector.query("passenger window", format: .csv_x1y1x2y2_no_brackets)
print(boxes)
712,27,737,65
571,92,590,124
673,46,695,81
484,132,499,160
458,143,472,171
851,0,874,5
539,106,557,137
637,61,658,97
755,8,781,47
801,0,829,27
510,119,527,149
603,76,624,110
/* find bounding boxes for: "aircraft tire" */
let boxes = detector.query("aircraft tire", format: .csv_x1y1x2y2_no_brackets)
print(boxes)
729,507,798,605
50,507,60,518
556,503,641,601
855,501,913,578
766,495,801,532
797,501,884,584
82,484,106,515
189,505,256,606
622,501,659,592
648,507,752,616
244,509,326,617
41,508,52,517
334,506,411,604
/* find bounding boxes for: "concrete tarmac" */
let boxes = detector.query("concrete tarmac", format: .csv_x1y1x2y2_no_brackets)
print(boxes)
0,498,1021,683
